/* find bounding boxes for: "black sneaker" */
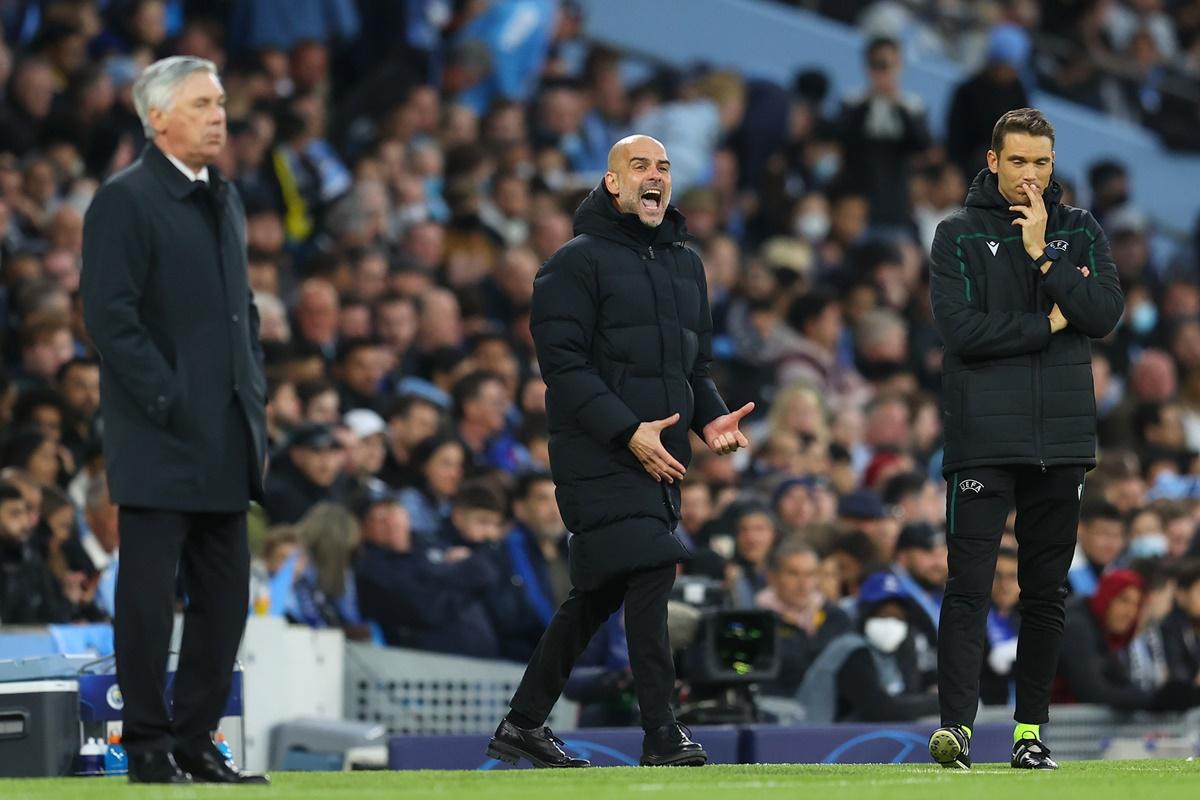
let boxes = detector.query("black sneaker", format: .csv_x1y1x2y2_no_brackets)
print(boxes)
1011,736,1058,769
641,723,708,767
928,725,971,770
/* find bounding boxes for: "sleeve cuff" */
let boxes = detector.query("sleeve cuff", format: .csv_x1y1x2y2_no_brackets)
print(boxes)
615,421,640,447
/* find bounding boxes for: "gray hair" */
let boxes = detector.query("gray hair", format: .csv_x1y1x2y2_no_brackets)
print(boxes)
856,308,906,350
132,56,219,139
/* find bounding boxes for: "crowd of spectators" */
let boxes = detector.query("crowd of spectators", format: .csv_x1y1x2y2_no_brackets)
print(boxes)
778,0,1200,151
0,0,1198,726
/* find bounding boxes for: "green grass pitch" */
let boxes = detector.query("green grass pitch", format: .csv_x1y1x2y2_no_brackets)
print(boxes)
2,761,1199,800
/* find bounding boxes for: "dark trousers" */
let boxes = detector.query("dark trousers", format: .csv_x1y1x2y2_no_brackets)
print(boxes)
510,564,677,731
938,465,1085,728
114,507,250,753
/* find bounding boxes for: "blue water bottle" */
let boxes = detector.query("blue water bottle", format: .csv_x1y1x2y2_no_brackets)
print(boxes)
214,731,234,762
105,732,128,775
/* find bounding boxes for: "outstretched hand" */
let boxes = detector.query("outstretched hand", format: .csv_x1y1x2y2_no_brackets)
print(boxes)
702,402,754,456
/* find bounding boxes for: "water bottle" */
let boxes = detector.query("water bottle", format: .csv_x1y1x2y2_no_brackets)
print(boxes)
214,731,234,763
77,737,105,776
105,732,128,775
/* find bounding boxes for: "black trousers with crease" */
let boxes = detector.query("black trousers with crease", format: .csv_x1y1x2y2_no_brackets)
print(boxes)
114,507,249,753
938,464,1085,728
509,563,677,731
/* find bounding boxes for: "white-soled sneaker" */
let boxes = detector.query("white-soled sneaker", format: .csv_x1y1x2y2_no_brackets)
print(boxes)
1011,736,1058,769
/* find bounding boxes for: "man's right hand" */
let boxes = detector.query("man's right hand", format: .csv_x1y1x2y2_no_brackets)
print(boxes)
628,413,687,483
1049,303,1067,334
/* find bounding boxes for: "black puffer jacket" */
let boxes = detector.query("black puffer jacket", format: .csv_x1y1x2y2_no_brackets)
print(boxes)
931,170,1124,475
531,183,728,590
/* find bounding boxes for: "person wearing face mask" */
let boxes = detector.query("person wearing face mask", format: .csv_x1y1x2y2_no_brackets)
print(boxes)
1121,506,1170,564
795,571,939,723
928,109,1124,770
792,193,832,246
487,135,751,769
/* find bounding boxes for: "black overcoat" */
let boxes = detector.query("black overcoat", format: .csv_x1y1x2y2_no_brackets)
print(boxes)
81,143,267,512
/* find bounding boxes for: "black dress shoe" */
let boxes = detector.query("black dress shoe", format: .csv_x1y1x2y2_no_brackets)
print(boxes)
127,750,193,784
485,720,590,768
173,739,270,784
641,723,708,767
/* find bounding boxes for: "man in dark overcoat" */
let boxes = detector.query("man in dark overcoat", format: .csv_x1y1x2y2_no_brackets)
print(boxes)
81,56,268,785
486,135,753,768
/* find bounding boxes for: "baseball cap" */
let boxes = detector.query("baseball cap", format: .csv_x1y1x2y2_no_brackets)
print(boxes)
896,522,947,551
343,409,387,440
838,489,886,520
858,570,908,607
288,422,338,451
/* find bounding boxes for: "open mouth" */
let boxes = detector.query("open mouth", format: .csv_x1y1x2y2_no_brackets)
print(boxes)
640,188,663,211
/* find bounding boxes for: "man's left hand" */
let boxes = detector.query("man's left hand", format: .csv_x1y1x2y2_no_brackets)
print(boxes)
1010,180,1048,261
702,402,754,456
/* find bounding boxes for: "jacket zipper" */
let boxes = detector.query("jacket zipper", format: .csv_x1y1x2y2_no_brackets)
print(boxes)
1032,352,1045,472
1032,269,1045,472
645,241,681,521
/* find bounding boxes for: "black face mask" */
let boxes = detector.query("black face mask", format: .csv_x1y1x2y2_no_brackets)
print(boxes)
857,358,907,381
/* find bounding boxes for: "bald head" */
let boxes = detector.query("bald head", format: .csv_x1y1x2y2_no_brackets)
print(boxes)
607,134,666,172
604,135,672,228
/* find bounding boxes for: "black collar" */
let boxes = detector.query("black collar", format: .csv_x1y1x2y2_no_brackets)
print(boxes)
142,142,224,200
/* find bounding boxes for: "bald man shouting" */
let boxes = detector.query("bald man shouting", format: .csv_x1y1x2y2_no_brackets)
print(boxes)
486,136,752,768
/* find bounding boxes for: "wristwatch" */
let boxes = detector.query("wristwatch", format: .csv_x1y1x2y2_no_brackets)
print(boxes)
1033,245,1066,270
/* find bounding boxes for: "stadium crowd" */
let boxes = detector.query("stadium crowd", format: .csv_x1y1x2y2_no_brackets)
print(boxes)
779,0,1200,151
0,0,1199,725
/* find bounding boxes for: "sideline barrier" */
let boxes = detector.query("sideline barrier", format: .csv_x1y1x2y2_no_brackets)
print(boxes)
344,642,578,736
388,726,741,769
743,722,1011,764
975,705,1200,761
8,628,1199,772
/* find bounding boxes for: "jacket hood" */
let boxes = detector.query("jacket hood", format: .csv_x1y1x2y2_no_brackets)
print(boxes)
964,168,1063,214
572,180,690,251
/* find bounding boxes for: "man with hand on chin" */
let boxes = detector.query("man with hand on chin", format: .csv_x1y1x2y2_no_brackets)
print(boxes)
487,135,750,769
926,108,1123,771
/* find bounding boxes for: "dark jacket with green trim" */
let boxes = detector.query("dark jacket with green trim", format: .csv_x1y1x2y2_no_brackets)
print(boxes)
531,182,728,591
930,169,1124,476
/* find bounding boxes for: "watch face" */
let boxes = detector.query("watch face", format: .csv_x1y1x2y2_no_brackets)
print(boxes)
1044,246,1065,261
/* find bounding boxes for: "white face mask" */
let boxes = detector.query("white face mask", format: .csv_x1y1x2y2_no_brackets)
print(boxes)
1127,533,1168,559
794,212,831,242
864,617,908,653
